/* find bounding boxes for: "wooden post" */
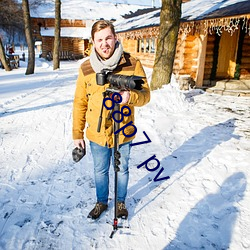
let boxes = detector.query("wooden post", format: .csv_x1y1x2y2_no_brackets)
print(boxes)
195,32,207,88
139,39,142,53
144,38,146,54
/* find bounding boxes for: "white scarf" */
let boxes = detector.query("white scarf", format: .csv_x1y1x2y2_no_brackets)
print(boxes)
90,41,123,73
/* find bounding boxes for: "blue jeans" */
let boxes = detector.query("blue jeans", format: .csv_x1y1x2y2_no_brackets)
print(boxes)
90,141,131,205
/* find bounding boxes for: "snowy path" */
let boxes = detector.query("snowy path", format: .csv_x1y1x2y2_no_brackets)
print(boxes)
0,59,250,249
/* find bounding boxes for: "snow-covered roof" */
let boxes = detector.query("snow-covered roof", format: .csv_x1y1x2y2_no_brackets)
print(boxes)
40,27,91,39
182,0,250,21
115,0,250,33
30,0,151,20
115,8,160,32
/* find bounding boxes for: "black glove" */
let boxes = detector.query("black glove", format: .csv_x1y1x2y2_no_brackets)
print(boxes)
72,145,86,162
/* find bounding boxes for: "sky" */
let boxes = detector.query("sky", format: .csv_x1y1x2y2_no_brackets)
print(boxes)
0,48,249,249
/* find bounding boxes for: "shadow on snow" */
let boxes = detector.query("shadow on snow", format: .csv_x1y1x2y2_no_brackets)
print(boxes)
164,172,247,249
0,100,73,117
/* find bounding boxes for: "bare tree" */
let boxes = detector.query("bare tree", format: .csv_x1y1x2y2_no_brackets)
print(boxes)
151,0,182,90
29,0,47,8
0,0,24,38
53,0,61,70
22,0,35,75
0,37,11,71
0,0,23,71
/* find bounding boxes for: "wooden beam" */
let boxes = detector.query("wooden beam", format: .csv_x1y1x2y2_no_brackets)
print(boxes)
195,32,207,87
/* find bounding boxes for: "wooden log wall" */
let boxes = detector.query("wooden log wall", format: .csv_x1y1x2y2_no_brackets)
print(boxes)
173,34,185,75
173,34,199,80
120,39,137,54
120,31,200,77
183,35,198,79
72,38,88,55
134,53,156,68
32,18,86,29
41,37,86,58
61,38,74,52
41,37,53,58
120,38,156,68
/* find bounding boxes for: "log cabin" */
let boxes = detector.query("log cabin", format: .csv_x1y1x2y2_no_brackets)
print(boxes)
31,18,92,60
115,0,250,93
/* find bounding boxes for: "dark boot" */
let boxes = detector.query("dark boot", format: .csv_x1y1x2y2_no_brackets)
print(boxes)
87,202,108,220
117,202,128,219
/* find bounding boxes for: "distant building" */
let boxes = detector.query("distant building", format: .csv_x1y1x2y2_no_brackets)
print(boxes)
31,18,92,60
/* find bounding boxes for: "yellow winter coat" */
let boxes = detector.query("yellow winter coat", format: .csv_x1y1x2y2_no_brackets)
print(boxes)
72,52,150,148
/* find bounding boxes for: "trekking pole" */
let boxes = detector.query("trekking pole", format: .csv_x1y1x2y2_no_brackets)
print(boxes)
110,101,121,238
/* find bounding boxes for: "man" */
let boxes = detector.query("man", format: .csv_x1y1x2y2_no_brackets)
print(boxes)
72,20,150,220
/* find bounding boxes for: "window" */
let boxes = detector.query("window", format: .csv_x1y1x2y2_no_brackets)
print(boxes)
137,38,156,54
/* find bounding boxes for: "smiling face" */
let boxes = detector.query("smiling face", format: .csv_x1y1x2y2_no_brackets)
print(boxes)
93,27,117,60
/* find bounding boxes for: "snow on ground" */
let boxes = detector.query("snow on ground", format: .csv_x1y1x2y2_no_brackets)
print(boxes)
30,0,152,20
0,50,250,250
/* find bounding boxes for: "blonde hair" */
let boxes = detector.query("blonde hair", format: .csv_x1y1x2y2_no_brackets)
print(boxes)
91,20,116,40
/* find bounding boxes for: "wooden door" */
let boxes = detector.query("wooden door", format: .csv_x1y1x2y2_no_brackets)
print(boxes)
216,30,239,78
